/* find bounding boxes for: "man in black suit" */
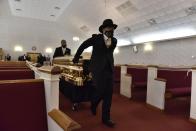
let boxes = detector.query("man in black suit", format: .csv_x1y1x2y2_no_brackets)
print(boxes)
73,19,118,128
53,40,71,58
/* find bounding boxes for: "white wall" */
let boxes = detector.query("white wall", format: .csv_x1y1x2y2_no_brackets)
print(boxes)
114,37,196,66
0,16,78,60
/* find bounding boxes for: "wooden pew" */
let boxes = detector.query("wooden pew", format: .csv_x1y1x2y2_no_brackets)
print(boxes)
114,65,121,83
120,65,147,99
127,65,148,88
156,68,191,99
0,61,27,67
0,79,80,131
0,69,35,80
147,65,191,110
0,79,48,131
0,61,30,70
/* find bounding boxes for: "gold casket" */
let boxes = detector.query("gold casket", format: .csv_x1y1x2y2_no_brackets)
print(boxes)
52,54,92,86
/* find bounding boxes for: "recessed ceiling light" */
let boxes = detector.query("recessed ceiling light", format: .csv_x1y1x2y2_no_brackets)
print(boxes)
54,6,61,10
147,18,157,25
185,6,196,15
73,36,80,42
16,9,22,11
50,15,55,17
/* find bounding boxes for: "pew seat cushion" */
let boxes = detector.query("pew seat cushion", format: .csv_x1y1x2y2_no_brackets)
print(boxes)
133,82,147,88
166,87,191,97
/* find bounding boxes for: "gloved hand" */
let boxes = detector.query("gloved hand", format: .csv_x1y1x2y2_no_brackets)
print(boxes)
72,58,79,64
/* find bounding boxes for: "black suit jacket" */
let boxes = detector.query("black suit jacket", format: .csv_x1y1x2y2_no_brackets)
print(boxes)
53,47,71,58
73,34,117,74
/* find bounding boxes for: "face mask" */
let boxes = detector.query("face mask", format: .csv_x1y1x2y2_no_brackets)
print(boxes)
104,31,114,38
62,45,66,48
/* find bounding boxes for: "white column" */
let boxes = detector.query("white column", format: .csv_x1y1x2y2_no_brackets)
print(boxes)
146,66,166,110
39,72,60,111
146,66,158,103
120,65,132,98
190,69,196,120
39,72,62,131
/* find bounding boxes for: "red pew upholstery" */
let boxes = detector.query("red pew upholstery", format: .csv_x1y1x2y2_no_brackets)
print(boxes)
0,79,48,131
157,69,192,98
127,66,148,88
0,67,30,70
0,69,34,80
114,65,121,82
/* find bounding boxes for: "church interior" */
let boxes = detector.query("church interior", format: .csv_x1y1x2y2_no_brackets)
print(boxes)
0,0,196,131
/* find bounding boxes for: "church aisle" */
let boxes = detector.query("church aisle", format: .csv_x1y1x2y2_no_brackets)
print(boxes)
59,85,196,131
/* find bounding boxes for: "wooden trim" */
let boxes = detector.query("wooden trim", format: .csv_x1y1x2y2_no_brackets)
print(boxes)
190,118,196,124
48,109,81,131
127,64,147,68
38,66,61,75
154,78,167,82
0,69,32,72
0,67,29,69
125,73,132,77
192,67,196,70
165,92,173,99
146,103,164,112
38,68,52,74
148,65,158,68
0,79,43,84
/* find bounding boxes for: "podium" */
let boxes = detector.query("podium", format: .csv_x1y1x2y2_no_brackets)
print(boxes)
0,48,3,60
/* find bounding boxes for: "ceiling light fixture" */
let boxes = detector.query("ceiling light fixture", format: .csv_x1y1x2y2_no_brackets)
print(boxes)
147,18,157,25
45,48,53,54
117,39,132,47
16,9,22,11
54,6,61,10
132,27,196,44
144,43,153,51
14,46,23,52
73,36,80,42
185,6,196,15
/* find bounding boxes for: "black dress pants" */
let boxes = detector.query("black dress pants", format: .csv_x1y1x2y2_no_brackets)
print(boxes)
91,69,113,121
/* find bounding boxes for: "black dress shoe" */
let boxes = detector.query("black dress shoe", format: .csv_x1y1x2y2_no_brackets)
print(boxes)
90,105,96,115
102,120,115,128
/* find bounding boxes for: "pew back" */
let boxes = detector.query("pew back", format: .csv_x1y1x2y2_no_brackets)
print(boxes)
0,61,27,67
157,69,191,89
114,65,121,82
0,69,35,80
0,79,48,131
127,66,148,87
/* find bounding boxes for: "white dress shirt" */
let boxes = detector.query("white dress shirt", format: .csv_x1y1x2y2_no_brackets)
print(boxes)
62,47,66,55
104,35,112,48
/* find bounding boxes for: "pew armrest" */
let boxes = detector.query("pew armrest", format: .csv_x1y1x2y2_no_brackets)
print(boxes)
155,78,167,82
147,78,166,110
120,73,132,98
48,109,81,131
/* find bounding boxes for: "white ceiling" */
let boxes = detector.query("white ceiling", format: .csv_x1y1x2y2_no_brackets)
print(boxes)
0,0,196,50
8,0,72,21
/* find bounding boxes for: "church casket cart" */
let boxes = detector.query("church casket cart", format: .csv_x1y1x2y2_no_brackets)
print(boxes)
53,55,94,111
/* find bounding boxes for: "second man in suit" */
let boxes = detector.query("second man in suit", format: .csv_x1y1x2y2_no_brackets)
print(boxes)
53,40,71,58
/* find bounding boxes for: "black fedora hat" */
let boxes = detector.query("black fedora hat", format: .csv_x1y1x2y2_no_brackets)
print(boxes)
99,19,118,33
